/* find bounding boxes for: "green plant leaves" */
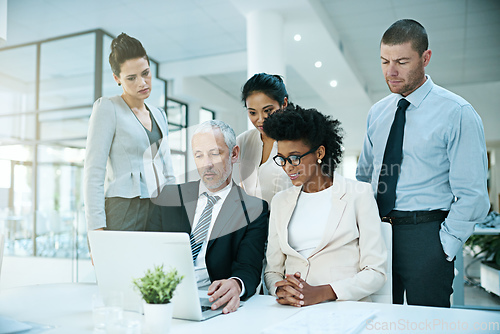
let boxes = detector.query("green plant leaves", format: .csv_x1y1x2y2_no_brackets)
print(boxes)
466,234,500,267
132,265,184,304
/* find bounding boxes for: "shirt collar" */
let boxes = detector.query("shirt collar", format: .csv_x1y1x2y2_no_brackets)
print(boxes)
198,180,233,203
399,75,434,108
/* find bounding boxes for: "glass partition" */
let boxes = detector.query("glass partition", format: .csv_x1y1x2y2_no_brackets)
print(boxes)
0,30,189,282
0,113,37,141
101,35,121,99
0,45,37,115
37,145,85,258
0,145,34,256
166,99,188,182
39,34,95,111
39,108,91,142
199,107,216,123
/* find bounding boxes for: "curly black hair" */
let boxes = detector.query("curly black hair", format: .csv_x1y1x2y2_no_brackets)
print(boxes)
263,104,343,176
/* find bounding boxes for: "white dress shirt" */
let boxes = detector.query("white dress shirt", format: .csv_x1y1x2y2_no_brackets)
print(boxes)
192,181,245,295
235,128,292,204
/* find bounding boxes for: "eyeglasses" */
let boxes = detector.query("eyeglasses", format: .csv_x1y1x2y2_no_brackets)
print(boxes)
273,147,318,167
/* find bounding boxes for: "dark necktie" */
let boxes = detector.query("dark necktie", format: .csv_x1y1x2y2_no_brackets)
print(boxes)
376,98,411,217
190,193,220,263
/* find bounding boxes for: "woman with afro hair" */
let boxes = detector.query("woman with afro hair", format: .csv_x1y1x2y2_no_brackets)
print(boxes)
263,104,387,306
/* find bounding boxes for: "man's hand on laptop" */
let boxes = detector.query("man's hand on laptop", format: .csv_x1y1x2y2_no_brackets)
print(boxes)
207,278,241,314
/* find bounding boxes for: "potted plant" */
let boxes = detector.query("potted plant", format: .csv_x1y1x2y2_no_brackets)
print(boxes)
465,234,500,296
132,265,183,333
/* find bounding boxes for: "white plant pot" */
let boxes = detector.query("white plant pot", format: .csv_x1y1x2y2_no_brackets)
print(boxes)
143,302,174,334
480,262,500,297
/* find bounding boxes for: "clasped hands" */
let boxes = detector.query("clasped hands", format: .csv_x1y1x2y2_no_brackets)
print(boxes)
207,278,241,314
275,272,337,307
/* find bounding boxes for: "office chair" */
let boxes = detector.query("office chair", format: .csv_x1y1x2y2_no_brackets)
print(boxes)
370,222,393,303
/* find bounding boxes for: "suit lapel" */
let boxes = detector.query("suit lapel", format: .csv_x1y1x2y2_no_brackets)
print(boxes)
149,105,169,160
116,96,150,144
279,187,304,259
207,185,242,248
179,181,200,232
308,173,347,258
149,104,166,138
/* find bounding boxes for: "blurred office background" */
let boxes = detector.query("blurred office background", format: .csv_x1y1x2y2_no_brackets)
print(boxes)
0,0,499,306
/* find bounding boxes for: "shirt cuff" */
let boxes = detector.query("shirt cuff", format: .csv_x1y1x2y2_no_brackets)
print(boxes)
230,277,245,297
439,220,472,260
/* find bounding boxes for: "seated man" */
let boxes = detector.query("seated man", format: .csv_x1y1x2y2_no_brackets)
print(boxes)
147,120,269,314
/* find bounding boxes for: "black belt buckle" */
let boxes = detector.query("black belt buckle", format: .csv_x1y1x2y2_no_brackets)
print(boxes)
382,216,394,225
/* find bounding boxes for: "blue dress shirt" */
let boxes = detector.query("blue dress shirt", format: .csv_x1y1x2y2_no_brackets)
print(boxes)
356,76,489,259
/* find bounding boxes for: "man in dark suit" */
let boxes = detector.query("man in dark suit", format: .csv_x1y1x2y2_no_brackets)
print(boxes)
148,120,269,314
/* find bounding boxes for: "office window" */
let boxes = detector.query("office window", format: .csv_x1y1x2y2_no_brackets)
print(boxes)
166,99,188,182
0,113,37,141
199,107,216,123
37,145,85,258
0,30,188,280
39,34,95,111
0,45,37,142
39,108,91,142
0,145,34,256
0,45,37,116
101,35,121,98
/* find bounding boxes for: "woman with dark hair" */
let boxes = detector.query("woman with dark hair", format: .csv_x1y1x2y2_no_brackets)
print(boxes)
84,33,175,231
236,73,292,204
263,105,387,306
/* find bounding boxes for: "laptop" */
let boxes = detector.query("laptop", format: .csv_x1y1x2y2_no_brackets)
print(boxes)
88,230,224,321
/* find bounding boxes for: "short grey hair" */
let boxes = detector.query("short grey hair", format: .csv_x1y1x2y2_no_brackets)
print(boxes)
193,120,236,151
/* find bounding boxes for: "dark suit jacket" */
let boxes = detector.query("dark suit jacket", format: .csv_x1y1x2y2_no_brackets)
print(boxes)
147,181,269,299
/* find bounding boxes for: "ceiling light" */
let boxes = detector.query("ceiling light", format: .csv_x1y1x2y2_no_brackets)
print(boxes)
330,80,338,88
294,34,301,41
315,61,322,68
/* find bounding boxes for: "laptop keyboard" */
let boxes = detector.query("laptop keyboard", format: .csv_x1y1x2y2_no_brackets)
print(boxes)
201,305,212,312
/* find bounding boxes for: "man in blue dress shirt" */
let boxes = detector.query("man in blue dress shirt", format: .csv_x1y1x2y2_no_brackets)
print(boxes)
356,19,489,307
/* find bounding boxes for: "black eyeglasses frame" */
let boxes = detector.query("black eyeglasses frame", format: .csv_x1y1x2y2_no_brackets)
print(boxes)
273,147,319,167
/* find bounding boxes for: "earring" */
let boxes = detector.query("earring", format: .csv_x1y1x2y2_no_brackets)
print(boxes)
317,159,322,164
118,83,121,86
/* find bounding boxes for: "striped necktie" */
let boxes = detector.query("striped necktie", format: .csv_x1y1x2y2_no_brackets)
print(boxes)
190,193,220,263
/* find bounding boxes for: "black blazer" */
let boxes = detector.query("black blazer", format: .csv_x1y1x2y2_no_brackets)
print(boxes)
147,181,269,299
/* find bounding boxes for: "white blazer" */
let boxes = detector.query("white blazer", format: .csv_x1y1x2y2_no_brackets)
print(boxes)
234,128,292,204
84,96,176,230
264,173,387,301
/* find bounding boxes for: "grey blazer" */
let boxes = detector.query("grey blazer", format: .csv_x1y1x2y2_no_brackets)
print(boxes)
84,96,176,230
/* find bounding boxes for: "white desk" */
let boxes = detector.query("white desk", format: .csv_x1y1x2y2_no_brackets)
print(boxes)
0,283,499,333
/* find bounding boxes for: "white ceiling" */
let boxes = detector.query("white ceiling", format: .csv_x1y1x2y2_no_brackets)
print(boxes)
2,0,500,151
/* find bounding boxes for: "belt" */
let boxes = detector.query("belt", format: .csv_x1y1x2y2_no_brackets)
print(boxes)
381,210,449,225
